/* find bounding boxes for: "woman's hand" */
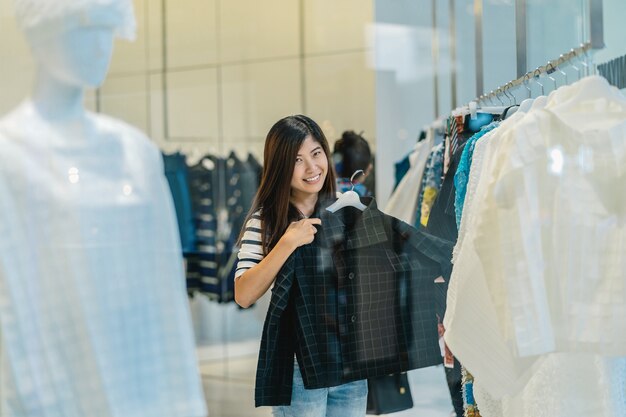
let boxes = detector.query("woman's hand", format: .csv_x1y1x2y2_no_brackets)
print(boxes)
281,218,322,249
236,218,321,308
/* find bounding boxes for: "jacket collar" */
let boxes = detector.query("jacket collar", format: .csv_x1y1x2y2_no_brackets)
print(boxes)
316,197,388,250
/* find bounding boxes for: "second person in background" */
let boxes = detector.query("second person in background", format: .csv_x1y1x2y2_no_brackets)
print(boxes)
333,130,373,196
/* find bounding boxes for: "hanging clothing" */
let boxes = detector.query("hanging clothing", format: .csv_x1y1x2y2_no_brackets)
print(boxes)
185,152,261,302
254,198,453,406
163,151,197,254
186,158,220,299
423,140,468,415
223,151,260,240
426,142,465,243
416,143,445,227
471,352,626,417
393,153,411,190
0,104,206,417
385,131,434,224
429,115,500,417
218,152,260,292
453,121,500,227
444,76,626,416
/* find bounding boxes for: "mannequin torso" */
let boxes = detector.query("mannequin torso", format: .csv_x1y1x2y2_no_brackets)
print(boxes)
0,10,207,417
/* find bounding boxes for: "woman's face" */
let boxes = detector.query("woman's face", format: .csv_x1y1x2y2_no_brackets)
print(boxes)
290,135,328,201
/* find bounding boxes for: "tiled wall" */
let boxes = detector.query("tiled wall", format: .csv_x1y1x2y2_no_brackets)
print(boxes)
0,0,376,159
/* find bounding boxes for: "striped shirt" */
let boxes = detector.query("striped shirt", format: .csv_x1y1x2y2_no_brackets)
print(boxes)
235,210,264,279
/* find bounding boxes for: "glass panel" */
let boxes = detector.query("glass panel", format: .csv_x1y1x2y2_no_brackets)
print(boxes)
482,0,516,95
222,59,303,143
455,0,477,105
527,0,586,71
166,68,220,140
436,0,453,116
595,0,626,62
305,52,376,147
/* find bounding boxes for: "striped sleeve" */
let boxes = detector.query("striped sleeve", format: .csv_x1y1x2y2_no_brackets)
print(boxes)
235,212,265,279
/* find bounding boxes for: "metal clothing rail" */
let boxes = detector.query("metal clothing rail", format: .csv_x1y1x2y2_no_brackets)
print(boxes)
467,0,604,107
473,42,593,106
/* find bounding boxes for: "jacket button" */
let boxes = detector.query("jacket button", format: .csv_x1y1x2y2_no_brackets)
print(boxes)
351,315,357,323
348,272,355,280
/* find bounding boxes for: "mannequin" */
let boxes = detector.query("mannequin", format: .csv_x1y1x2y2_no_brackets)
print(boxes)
0,2,207,417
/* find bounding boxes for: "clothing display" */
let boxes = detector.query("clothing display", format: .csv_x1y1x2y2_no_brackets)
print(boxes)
416,142,444,227
163,152,196,254
185,157,221,298
425,119,477,417
393,153,411,190
443,76,626,417
453,121,499,227
384,130,434,224
0,103,207,417
166,151,261,302
254,197,453,406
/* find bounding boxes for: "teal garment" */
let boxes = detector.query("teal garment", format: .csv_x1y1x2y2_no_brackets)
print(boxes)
453,121,500,227
163,152,196,254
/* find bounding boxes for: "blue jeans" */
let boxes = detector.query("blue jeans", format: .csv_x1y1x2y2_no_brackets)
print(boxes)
272,362,367,417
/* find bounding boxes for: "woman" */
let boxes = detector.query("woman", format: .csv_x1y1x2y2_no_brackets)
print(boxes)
234,115,367,417
333,130,373,197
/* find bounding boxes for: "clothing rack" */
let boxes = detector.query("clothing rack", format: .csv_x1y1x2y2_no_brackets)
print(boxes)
598,53,626,89
472,42,594,107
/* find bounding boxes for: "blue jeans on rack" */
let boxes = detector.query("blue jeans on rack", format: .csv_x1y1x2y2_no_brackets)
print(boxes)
272,361,367,417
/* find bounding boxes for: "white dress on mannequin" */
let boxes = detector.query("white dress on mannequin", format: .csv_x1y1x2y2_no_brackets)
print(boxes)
0,1,207,416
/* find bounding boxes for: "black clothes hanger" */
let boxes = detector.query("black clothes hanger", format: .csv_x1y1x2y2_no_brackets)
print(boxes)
501,104,520,120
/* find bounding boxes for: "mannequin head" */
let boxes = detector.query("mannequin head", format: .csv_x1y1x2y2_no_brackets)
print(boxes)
15,0,135,42
30,26,115,89
15,0,135,89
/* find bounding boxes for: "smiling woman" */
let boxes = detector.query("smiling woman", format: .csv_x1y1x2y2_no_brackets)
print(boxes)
233,115,368,417
234,115,336,306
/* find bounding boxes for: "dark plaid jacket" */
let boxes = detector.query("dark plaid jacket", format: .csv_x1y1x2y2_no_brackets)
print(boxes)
254,198,453,406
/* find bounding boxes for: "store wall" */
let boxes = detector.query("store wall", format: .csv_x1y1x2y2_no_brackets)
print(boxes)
373,0,436,207
594,0,626,65
456,0,624,101
0,0,376,160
